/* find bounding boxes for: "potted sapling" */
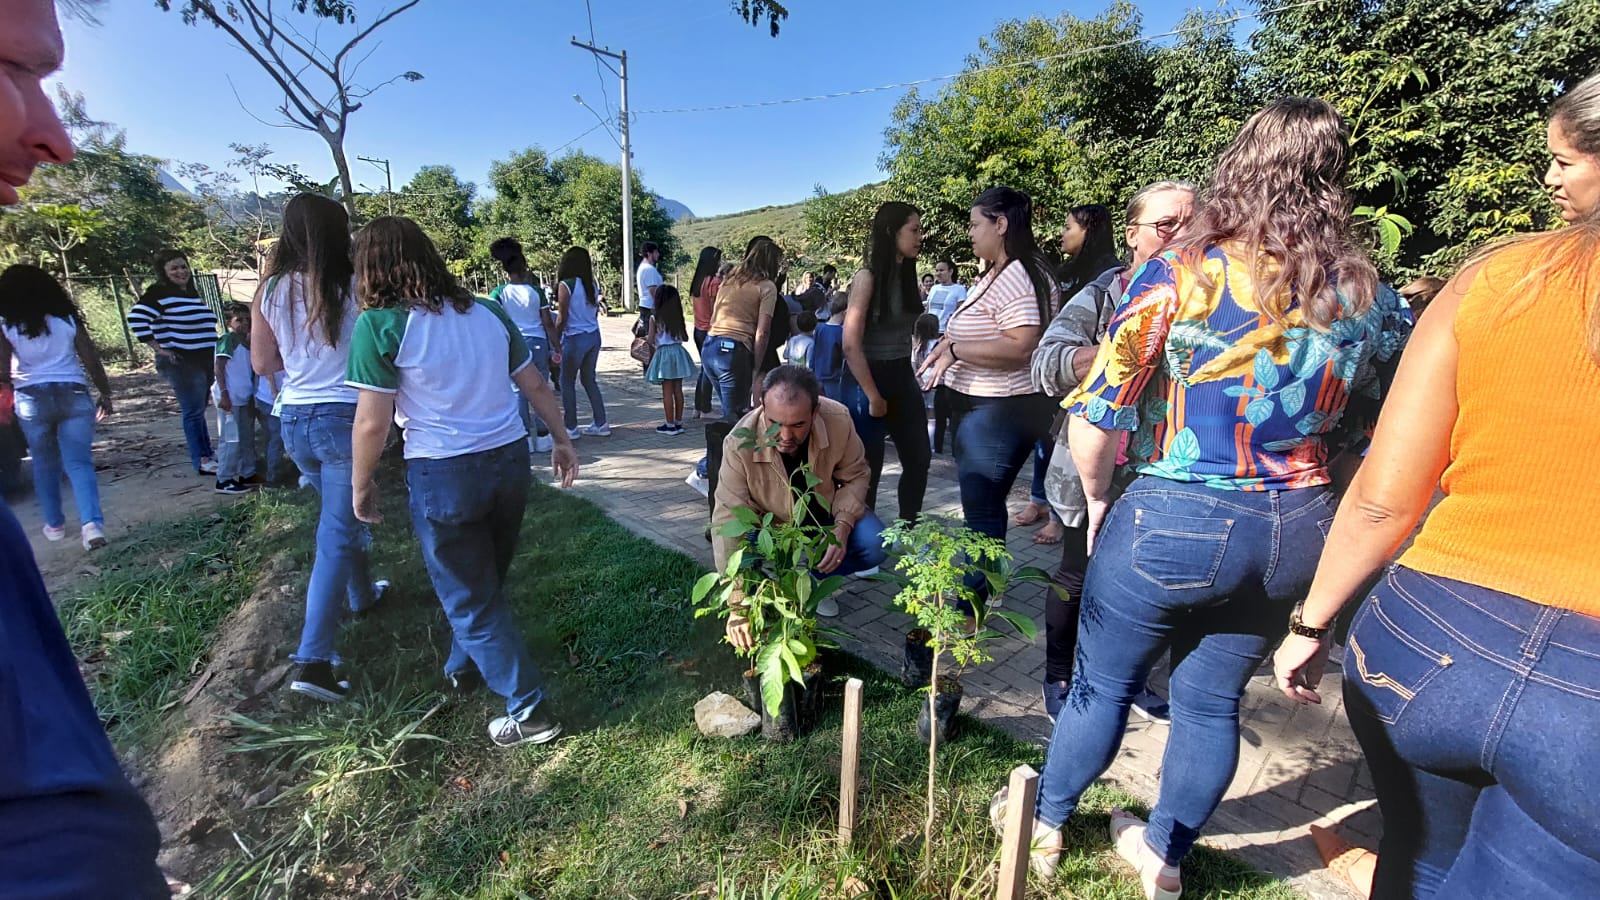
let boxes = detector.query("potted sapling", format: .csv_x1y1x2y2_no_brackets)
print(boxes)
692,423,847,742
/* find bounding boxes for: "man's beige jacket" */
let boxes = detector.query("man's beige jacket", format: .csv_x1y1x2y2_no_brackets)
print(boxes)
711,397,870,574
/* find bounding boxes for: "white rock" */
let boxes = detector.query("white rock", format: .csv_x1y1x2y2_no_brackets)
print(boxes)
694,691,760,738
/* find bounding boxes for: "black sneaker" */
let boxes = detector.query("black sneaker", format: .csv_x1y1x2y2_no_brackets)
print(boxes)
215,479,253,495
655,423,676,434
488,707,562,747
289,661,350,703
1131,689,1171,725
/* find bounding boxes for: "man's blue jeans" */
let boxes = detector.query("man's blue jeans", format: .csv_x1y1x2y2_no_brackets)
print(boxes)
701,334,754,423
407,439,546,717
742,510,888,578
517,335,551,438
280,403,377,664
1346,566,1600,899
1036,477,1336,866
14,383,102,528
560,329,607,431
155,350,213,470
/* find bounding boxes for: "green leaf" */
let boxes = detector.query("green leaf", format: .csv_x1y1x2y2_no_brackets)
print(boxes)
691,571,720,606
719,520,750,538
733,506,761,527
990,609,1039,641
757,645,786,717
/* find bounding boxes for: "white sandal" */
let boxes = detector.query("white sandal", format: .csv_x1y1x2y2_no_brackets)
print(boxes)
1109,808,1182,900
988,786,1062,879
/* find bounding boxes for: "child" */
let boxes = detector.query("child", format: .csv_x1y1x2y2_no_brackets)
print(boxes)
347,216,578,748
911,313,946,451
212,303,260,494
784,310,817,368
645,285,696,435
811,293,850,401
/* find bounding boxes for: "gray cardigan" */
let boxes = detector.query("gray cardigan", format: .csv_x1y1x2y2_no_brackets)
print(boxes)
1028,264,1125,526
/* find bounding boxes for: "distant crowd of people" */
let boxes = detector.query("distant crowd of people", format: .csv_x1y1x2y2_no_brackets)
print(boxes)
2,0,1598,895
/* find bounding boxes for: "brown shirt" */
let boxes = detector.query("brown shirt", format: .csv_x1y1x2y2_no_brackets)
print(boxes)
712,397,870,574
708,277,778,352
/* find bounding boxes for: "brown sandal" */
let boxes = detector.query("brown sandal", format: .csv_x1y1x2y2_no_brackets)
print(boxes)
1311,824,1375,898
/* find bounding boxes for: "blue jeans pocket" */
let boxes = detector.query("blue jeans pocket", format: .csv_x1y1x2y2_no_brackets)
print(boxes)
1130,508,1233,590
1345,589,1452,725
413,461,492,526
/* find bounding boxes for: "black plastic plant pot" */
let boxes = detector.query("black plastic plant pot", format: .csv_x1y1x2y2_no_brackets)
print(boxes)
901,628,934,688
750,663,823,743
917,676,963,745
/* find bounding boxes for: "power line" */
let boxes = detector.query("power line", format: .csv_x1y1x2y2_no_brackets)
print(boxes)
635,0,1330,116
584,0,618,125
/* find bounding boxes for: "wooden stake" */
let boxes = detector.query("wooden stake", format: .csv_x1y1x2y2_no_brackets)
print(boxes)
838,677,864,847
995,764,1040,900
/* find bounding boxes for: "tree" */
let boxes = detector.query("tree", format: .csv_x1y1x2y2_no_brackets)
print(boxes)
155,0,423,217
733,0,788,36
801,182,889,270
0,91,203,286
21,204,104,290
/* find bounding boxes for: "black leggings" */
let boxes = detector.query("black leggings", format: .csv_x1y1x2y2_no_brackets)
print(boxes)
1045,521,1090,684
843,356,932,522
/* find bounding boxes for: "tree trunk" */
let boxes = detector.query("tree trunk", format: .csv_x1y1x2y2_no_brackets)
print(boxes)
329,136,357,220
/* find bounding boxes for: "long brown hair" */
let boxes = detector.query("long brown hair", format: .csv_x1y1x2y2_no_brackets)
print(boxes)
266,193,352,348
353,217,474,314
727,238,783,287
1176,97,1376,330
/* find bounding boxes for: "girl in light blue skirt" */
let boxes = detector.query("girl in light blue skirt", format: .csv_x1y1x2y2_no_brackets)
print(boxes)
645,285,697,434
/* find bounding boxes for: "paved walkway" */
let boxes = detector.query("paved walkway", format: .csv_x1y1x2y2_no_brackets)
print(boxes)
561,317,1374,898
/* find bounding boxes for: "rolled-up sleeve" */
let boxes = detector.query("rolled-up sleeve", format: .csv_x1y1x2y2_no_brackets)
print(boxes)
1065,257,1176,431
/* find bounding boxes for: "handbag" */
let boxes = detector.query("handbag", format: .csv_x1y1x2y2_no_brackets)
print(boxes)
629,335,655,369
631,315,650,338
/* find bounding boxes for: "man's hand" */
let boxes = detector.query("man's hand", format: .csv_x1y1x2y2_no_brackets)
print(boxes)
726,612,754,652
218,390,232,413
96,396,113,421
867,394,888,418
1274,632,1331,705
551,442,580,488
353,477,384,524
816,521,852,574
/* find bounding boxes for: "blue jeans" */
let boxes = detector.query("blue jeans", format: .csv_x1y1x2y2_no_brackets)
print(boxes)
254,397,286,481
560,329,606,430
517,335,551,438
406,440,546,717
693,327,713,414
155,350,213,469
1028,437,1054,506
843,358,931,522
948,391,1056,602
701,334,754,423
1036,477,1336,865
14,383,102,528
1346,566,1600,899
743,510,888,578
280,403,377,664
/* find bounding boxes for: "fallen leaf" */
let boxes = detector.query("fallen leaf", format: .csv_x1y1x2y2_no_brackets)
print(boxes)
567,652,582,668
251,662,292,695
497,851,510,865
836,875,870,898
646,838,668,850
448,775,475,792
103,630,132,643
182,669,215,704
676,799,690,819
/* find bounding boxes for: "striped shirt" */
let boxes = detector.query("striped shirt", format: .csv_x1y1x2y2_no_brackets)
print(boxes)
941,259,1048,397
127,291,217,352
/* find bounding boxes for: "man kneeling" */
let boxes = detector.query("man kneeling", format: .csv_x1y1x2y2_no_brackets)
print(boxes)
714,365,886,646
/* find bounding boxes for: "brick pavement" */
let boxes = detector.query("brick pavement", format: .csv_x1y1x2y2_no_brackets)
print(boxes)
556,317,1371,898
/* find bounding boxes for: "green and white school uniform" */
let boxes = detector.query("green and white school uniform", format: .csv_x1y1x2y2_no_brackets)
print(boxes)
345,299,531,460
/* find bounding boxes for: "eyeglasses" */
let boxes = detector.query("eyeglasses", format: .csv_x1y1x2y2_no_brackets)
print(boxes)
1132,218,1187,237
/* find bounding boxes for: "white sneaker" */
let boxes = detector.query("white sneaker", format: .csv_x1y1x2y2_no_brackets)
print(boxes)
816,596,840,617
298,474,313,490
42,524,66,542
533,433,554,453
851,566,880,579
198,458,219,475
582,422,611,437
81,522,107,550
566,427,583,441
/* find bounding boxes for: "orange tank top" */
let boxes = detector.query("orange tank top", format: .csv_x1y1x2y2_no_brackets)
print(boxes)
1400,236,1600,615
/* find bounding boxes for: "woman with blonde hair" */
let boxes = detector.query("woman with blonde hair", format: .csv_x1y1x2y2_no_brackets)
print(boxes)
1274,74,1600,899
991,98,1407,896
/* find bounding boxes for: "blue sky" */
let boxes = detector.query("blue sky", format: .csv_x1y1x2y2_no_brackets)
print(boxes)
53,0,1194,217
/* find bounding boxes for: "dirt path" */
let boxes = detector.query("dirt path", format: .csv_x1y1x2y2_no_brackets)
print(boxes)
12,366,236,598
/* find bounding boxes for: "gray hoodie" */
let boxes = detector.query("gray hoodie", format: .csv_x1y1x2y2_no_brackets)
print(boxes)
1028,264,1125,526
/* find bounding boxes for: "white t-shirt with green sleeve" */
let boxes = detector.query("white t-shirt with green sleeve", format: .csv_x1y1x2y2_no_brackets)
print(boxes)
346,298,531,460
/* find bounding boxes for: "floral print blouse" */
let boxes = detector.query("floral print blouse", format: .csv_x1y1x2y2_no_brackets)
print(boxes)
1065,243,1410,491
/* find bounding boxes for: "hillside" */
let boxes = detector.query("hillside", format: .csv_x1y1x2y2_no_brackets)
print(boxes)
670,200,808,279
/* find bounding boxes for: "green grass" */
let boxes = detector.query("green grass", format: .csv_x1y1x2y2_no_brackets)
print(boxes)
71,477,1296,899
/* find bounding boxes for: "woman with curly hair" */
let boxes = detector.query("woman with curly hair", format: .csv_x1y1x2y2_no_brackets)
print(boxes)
348,216,578,748
992,98,1408,896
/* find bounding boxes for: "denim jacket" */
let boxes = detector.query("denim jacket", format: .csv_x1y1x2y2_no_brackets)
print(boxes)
712,397,870,575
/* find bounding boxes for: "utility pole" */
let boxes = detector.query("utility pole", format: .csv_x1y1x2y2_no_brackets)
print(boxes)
571,38,634,313
357,155,394,215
